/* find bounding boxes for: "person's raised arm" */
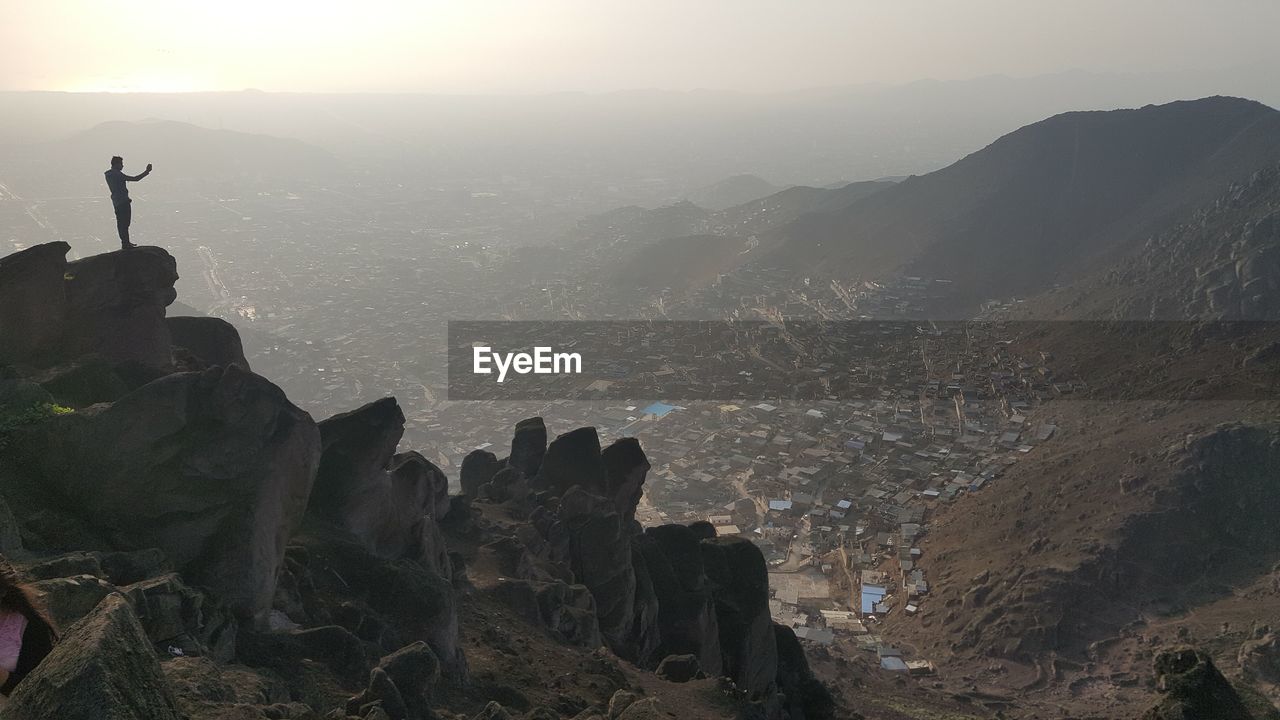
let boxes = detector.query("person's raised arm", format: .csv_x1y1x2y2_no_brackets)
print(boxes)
125,163,153,181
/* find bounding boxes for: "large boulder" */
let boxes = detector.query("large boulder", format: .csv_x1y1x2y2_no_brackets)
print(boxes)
460,448,501,498
1142,647,1280,720
774,624,836,720
549,485,660,665
0,241,70,366
700,536,778,697
536,427,606,497
1240,632,1280,685
19,363,320,623
490,578,602,648
602,438,649,525
3,593,182,720
636,524,722,677
655,654,700,683
310,398,451,574
166,315,250,370
509,416,547,478
238,624,370,680
63,246,179,368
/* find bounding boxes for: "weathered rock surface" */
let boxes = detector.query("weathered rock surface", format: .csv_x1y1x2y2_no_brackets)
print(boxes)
4,593,182,719
1240,632,1280,686
166,315,251,370
509,416,548,479
655,653,700,683
18,363,320,623
345,640,442,720
536,426,609,499
774,624,836,720
63,246,179,367
700,536,778,697
0,241,71,366
239,624,370,680
310,398,451,575
27,357,149,407
553,487,657,664
636,524,722,676
460,448,501,498
1142,647,1280,720
601,438,650,525
491,577,602,648
288,524,465,679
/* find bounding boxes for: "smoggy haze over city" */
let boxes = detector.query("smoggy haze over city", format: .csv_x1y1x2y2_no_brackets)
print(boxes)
4,0,1280,94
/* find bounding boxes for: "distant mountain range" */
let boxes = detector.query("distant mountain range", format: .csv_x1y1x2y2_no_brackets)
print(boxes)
6,67,1279,208
682,174,784,210
762,97,1280,307
4,119,339,198
597,97,1280,317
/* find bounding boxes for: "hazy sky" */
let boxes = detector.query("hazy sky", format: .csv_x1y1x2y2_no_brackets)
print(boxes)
4,0,1278,93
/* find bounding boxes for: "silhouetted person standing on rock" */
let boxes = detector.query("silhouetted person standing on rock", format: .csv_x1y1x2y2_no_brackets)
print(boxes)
104,156,152,249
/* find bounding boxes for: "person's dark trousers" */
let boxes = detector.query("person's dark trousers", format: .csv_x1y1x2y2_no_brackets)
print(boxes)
114,199,131,246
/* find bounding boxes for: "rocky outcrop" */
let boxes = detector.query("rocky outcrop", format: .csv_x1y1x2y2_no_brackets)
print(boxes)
15,363,320,623
285,524,465,679
166,315,251,370
3,593,183,720
774,624,836,720
482,420,810,709
1240,631,1280,686
510,416,548,478
460,448,501,497
63,246,179,367
491,578,602,648
602,438,650,525
0,241,71,366
655,653,700,683
346,641,441,720
1142,647,1280,720
310,398,451,575
537,426,608,497
0,242,178,369
635,524,722,676
701,536,778,697
555,486,650,660
1,242,834,718
239,624,370,679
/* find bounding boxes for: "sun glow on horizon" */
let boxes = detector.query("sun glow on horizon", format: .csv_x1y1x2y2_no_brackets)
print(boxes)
61,72,215,94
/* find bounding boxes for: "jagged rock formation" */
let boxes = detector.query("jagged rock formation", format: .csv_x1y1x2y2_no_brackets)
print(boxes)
8,363,319,623
63,247,180,367
166,315,251,370
602,438,650,526
0,242,71,366
635,524,722,677
509,416,548,478
470,420,831,715
774,625,836,720
1142,647,1280,720
460,449,501,498
309,397,452,576
1241,632,1280,687
700,536,778,696
0,242,181,368
0,243,828,719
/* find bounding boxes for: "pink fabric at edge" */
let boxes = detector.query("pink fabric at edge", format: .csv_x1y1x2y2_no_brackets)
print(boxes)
0,611,28,673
